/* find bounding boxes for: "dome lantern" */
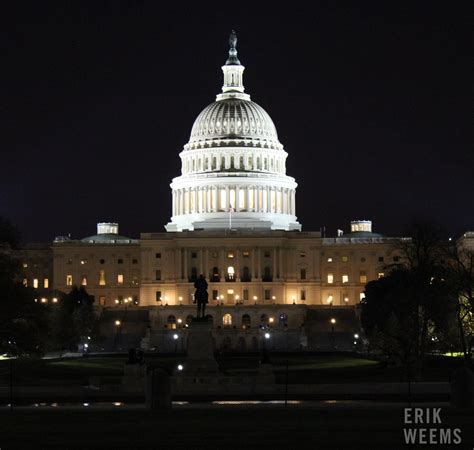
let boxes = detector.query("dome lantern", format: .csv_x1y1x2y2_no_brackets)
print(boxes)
217,30,249,102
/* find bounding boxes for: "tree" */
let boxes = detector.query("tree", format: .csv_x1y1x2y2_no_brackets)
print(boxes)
445,239,474,364
361,220,456,380
0,217,49,356
51,286,97,351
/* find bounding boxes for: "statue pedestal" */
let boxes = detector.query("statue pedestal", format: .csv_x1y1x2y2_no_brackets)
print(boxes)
184,319,219,374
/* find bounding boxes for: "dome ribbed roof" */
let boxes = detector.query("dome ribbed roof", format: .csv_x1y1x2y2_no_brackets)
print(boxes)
186,98,282,150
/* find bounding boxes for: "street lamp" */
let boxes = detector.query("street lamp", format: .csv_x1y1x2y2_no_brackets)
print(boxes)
173,333,179,353
330,318,336,349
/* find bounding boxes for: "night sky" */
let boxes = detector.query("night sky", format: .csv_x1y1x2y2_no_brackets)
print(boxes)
2,2,472,242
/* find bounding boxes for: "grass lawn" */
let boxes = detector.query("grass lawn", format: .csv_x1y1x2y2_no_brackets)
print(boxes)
0,353,467,387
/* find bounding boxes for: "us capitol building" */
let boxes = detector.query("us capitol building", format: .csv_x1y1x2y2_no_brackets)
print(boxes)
21,33,435,351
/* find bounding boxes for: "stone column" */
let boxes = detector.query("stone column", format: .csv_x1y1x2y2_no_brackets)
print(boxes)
236,185,240,212
236,249,241,282
204,248,209,279
246,186,251,212
291,190,296,215
273,249,277,280
254,187,258,212
257,248,262,281
219,249,225,281
279,247,283,280
194,188,198,213
183,248,188,281
225,186,230,210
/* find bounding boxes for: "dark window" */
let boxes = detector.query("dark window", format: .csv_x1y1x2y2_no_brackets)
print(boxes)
155,253,161,259
67,259,73,265
99,259,105,264
132,295,139,305
118,258,123,264
190,267,198,282
360,257,366,262
264,251,270,258
260,314,268,327
242,266,251,282
191,252,197,258
300,268,306,280
393,256,400,262
243,289,249,301
263,266,272,282
264,289,271,300
300,289,306,300
300,252,306,257
155,270,161,281
211,267,220,282
242,314,251,328
132,259,138,264
212,290,218,300
155,291,162,302
378,256,384,262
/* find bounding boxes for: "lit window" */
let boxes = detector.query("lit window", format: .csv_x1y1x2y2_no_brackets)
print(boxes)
99,270,106,286
23,263,28,268
341,256,348,262
227,266,235,281
80,259,87,265
342,274,349,284
33,278,39,289
227,252,234,259
155,270,161,281
300,268,306,280
360,292,366,301
359,271,367,284
223,313,232,326
44,278,49,289
242,251,250,257
81,276,87,286
212,290,218,300
327,273,334,284
327,295,333,304
23,278,28,287
378,272,385,279
132,276,139,286
66,275,73,286
99,296,106,306
327,257,333,263
117,274,124,285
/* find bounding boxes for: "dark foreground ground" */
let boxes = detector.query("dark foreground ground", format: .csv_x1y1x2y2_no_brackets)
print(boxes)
0,403,473,450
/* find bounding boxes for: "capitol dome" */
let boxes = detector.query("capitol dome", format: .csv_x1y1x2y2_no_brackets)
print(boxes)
165,31,301,232
186,98,282,151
